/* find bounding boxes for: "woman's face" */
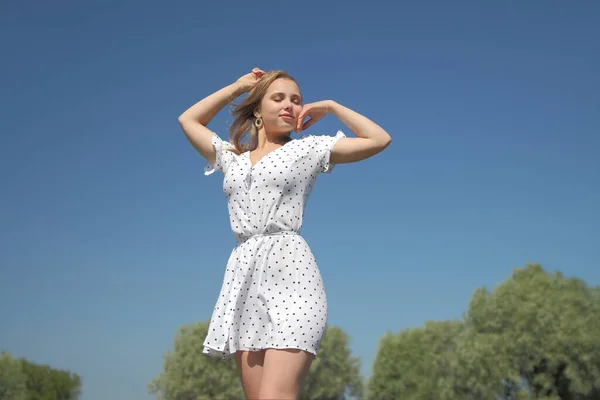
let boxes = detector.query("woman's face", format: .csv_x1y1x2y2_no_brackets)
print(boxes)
257,78,303,135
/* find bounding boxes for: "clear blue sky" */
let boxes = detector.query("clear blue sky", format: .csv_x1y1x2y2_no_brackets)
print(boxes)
1,1,599,399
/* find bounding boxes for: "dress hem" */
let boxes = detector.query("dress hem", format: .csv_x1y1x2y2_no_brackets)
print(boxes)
203,344,317,360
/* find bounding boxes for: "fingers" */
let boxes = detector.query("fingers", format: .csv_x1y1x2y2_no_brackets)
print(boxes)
297,113,318,132
296,109,307,131
300,118,317,131
296,105,322,132
297,116,311,132
252,67,266,77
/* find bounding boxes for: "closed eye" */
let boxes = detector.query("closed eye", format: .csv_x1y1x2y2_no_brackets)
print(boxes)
270,92,302,103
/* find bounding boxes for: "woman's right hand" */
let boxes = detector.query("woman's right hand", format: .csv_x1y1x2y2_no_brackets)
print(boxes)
236,67,266,92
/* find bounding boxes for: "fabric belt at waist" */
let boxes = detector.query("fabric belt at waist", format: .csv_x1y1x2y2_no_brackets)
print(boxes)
237,231,299,244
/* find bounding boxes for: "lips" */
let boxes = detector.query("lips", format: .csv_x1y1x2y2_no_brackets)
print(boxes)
280,114,294,121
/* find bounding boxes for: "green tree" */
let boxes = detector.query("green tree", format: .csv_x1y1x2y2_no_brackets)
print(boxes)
367,321,463,400
458,263,600,399
150,321,363,400
0,352,81,400
301,326,364,400
20,359,82,400
149,321,244,400
368,264,600,400
0,352,27,400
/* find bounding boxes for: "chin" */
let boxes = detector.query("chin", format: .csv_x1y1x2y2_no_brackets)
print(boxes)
268,123,296,136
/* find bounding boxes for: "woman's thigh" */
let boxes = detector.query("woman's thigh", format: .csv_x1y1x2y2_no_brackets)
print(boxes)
259,348,313,399
234,350,265,399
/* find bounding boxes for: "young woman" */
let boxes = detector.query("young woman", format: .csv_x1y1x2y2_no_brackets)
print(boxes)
178,68,391,399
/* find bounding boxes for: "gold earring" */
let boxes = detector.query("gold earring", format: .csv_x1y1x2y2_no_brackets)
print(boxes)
254,117,263,128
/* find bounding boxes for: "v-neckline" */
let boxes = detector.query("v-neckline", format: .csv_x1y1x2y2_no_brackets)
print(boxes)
246,140,293,170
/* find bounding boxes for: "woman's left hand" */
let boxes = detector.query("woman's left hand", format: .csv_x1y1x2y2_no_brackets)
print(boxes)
296,100,332,132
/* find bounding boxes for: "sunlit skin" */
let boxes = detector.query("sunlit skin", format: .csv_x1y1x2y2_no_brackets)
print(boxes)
178,67,392,399
256,78,303,137
249,78,303,166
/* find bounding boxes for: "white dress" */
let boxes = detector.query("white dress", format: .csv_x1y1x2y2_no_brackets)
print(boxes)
202,130,346,360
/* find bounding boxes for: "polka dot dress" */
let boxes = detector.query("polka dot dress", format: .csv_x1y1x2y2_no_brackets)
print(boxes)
202,130,346,360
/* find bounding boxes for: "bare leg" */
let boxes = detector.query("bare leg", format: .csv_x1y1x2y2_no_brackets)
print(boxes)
259,348,314,400
235,350,265,399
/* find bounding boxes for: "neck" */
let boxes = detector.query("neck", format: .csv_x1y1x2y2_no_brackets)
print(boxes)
255,129,291,149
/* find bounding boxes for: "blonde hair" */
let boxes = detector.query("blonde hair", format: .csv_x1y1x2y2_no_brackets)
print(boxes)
227,70,298,154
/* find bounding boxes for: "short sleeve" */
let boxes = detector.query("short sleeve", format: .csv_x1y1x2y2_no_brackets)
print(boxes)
204,134,235,176
312,130,346,173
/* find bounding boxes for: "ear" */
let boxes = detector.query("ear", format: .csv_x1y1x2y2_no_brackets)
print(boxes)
253,109,261,118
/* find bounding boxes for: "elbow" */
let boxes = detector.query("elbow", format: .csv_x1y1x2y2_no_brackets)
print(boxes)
178,114,208,127
178,114,198,128
177,114,188,125
379,132,392,149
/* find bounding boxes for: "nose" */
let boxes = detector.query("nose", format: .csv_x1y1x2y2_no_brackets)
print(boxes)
283,100,293,110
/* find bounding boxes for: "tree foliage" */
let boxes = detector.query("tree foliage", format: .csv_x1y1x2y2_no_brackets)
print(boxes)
149,321,364,400
300,326,363,400
367,321,463,400
458,264,600,399
368,263,600,400
149,321,244,400
0,352,27,400
0,351,81,400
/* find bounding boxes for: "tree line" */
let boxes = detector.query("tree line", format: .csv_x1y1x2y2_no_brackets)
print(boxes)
0,352,81,400
2,263,598,399
149,264,600,400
